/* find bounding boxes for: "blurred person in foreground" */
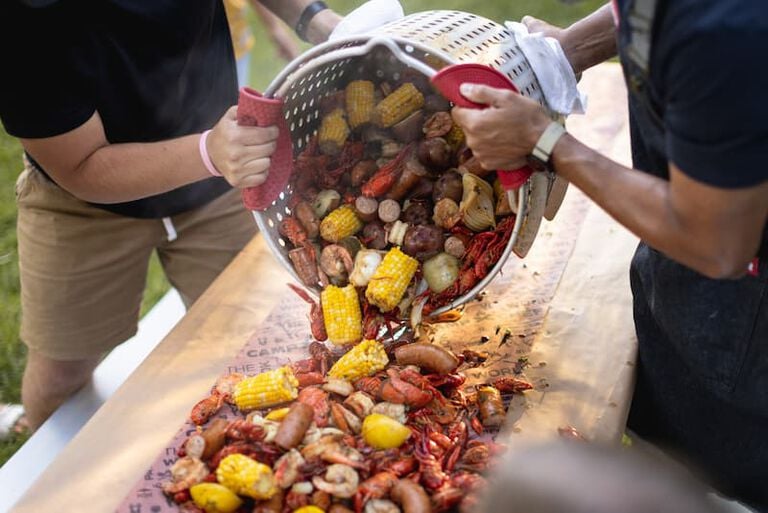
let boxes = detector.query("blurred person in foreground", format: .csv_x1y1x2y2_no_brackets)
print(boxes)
0,0,340,432
478,442,736,513
452,1,768,509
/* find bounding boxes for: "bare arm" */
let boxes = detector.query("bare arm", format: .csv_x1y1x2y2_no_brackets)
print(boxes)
256,0,342,44
23,113,206,203
452,85,768,279
251,2,301,60
552,135,768,278
22,107,279,204
524,3,617,75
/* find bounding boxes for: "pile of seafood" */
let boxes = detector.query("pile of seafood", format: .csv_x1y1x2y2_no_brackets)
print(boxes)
279,74,518,345
159,71,536,513
162,340,533,513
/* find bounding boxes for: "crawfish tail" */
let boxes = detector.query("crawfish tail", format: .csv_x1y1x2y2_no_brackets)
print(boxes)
360,144,413,198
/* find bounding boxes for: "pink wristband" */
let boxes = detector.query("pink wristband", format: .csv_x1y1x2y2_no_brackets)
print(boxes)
198,129,222,177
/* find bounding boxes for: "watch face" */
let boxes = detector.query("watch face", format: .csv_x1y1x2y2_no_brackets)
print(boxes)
526,154,548,173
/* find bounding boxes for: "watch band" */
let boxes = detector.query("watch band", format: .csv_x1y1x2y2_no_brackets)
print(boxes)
295,1,329,42
531,121,567,164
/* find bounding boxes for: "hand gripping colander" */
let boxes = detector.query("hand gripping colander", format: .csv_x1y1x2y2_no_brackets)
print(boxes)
251,10,561,315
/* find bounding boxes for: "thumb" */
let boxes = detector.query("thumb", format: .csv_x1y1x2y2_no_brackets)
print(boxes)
522,15,547,34
459,83,508,107
223,105,238,121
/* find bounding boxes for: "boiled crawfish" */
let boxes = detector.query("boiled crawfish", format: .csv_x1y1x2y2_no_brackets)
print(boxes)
189,372,244,425
288,283,327,342
426,215,516,313
354,368,432,408
493,376,533,394
361,145,413,198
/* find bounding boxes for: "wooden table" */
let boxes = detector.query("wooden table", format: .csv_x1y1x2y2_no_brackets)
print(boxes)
10,63,638,513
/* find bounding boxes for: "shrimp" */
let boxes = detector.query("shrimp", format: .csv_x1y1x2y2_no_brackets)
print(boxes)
301,434,345,459
274,449,306,488
320,244,354,280
248,413,280,444
331,402,362,434
323,378,354,397
301,433,365,469
162,456,209,494
370,402,407,424
312,464,360,499
343,391,375,418
364,499,401,513
355,471,399,513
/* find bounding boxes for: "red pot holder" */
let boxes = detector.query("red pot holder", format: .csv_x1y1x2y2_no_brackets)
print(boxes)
431,63,533,190
236,87,294,211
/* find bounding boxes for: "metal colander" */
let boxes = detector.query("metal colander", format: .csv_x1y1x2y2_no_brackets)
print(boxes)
253,10,555,315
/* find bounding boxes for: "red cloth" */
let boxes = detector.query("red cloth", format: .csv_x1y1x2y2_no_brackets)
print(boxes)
236,87,293,211
431,64,533,189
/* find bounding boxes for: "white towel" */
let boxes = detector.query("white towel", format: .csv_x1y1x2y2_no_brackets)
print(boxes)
329,0,405,41
505,21,587,115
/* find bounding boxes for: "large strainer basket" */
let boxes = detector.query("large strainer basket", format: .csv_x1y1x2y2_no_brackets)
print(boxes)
253,10,555,315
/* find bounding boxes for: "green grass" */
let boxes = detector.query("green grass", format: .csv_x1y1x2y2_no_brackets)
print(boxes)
247,0,605,91
0,0,602,467
0,129,30,462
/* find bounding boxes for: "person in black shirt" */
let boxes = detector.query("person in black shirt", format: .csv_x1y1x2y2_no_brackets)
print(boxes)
0,0,341,431
452,1,768,510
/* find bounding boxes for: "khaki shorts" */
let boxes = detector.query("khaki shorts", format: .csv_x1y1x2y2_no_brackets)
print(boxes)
15,163,257,361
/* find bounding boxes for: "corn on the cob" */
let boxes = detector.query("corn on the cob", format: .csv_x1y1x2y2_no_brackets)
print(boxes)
318,108,350,156
373,83,425,127
216,454,278,500
233,366,299,411
328,339,389,381
320,205,363,243
321,284,363,346
365,247,418,312
345,80,375,129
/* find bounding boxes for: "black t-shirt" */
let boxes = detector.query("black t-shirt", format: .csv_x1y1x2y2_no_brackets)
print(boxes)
617,0,768,188
0,0,238,218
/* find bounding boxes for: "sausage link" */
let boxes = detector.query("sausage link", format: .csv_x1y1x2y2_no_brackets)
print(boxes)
274,402,314,450
394,343,459,374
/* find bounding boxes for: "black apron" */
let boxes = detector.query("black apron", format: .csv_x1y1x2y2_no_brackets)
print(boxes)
616,1,768,510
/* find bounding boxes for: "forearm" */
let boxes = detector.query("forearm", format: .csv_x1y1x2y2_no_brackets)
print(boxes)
551,135,757,278
252,2,279,27
257,0,340,44
561,4,617,74
52,135,209,203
